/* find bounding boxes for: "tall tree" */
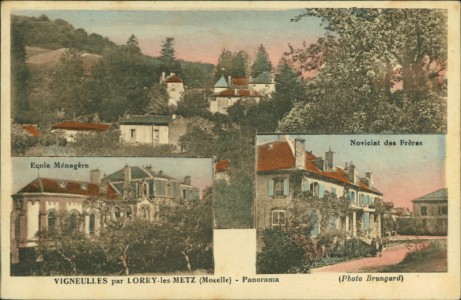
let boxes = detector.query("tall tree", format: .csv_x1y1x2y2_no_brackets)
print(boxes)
145,83,171,115
231,50,249,77
159,37,181,75
124,34,141,55
281,8,447,134
251,44,273,77
214,48,233,80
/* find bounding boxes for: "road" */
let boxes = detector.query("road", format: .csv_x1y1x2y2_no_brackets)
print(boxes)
310,236,445,273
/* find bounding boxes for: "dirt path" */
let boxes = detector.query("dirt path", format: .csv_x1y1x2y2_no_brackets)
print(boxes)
310,242,429,273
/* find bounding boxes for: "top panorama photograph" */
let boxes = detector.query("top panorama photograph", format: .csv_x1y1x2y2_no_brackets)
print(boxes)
10,8,447,157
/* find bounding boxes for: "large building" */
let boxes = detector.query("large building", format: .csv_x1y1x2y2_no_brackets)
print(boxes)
255,136,383,240
209,73,275,114
10,165,200,263
412,188,448,235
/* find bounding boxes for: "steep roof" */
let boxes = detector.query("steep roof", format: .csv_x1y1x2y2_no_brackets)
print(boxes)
165,75,183,83
102,165,179,183
412,188,447,202
51,122,110,132
22,125,40,137
214,75,228,88
257,138,382,195
251,72,272,84
231,77,248,87
15,177,99,197
119,115,171,125
214,89,261,97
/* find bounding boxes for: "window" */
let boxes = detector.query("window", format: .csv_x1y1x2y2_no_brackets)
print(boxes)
69,211,80,231
89,214,96,235
269,178,289,197
438,206,448,215
167,184,173,197
140,206,150,220
274,178,284,196
182,189,187,199
130,129,136,138
114,207,121,219
154,129,159,140
421,206,428,216
271,210,286,229
47,210,57,231
310,182,319,197
125,207,132,219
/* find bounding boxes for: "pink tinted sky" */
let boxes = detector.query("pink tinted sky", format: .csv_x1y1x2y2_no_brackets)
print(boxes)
258,135,446,211
18,10,324,65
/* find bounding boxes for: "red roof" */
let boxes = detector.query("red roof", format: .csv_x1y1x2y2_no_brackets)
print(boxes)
257,141,295,172
51,122,110,131
231,77,248,87
165,75,183,83
215,159,230,173
22,125,40,137
16,178,99,197
216,89,261,97
257,139,382,194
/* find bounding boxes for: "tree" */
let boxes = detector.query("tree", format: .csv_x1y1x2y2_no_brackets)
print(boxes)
124,34,141,55
145,83,171,115
214,48,234,80
178,117,218,156
251,44,273,77
11,20,30,123
176,89,212,118
231,50,249,77
281,8,447,133
159,37,181,75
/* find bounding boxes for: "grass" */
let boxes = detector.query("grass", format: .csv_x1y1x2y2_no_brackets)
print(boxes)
378,240,447,272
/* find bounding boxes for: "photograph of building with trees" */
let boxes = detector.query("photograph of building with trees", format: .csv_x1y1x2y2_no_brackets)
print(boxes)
255,135,447,274
10,8,447,230
10,157,213,276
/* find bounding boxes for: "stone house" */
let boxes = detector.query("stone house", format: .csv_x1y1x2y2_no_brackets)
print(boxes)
10,165,200,263
255,136,383,240
412,188,448,235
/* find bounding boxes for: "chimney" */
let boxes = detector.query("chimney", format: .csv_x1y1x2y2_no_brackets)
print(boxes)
170,72,175,77
294,138,306,169
90,168,101,186
184,176,191,185
228,76,232,87
365,171,373,187
161,71,166,83
124,164,131,185
234,89,238,95
347,161,356,183
325,148,334,171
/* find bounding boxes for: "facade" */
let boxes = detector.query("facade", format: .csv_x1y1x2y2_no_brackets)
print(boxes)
160,72,184,106
119,114,187,150
10,165,201,263
412,188,448,235
50,122,110,142
209,73,275,114
255,136,383,241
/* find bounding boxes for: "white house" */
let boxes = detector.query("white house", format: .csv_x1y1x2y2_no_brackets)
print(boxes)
119,115,170,146
160,72,184,106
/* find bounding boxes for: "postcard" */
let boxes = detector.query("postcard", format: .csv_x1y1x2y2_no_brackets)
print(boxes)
1,1,459,299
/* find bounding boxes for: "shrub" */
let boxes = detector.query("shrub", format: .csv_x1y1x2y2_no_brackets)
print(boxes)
11,125,38,156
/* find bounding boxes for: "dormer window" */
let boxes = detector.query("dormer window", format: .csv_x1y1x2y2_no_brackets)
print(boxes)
81,183,88,190
58,181,66,189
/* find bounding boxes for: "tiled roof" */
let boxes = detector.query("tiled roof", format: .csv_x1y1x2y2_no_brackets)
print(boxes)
251,72,272,84
412,188,447,202
215,159,230,173
119,115,171,125
231,77,249,87
51,122,110,131
15,177,99,196
257,139,382,195
214,75,228,88
215,89,261,97
22,125,40,137
165,75,183,83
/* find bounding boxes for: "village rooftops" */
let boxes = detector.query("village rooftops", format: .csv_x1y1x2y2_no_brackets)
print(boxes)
118,115,171,125
51,122,110,132
14,177,99,197
412,188,447,202
257,138,383,195
164,74,183,83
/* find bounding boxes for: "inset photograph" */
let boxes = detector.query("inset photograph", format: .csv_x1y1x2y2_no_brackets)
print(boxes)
10,157,213,276
255,135,446,274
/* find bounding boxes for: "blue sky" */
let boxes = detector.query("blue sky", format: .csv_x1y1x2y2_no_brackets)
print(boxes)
12,157,213,195
258,135,446,210
15,9,325,64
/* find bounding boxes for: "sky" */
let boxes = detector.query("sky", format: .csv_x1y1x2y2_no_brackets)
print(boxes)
12,157,213,196
16,9,325,64
257,135,446,211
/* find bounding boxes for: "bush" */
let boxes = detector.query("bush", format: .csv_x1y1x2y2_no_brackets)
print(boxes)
11,125,38,156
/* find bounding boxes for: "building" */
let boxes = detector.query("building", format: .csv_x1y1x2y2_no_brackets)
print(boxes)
50,122,110,143
215,159,230,182
10,165,201,263
412,188,448,235
119,114,187,150
209,73,275,114
255,136,383,241
160,72,184,106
